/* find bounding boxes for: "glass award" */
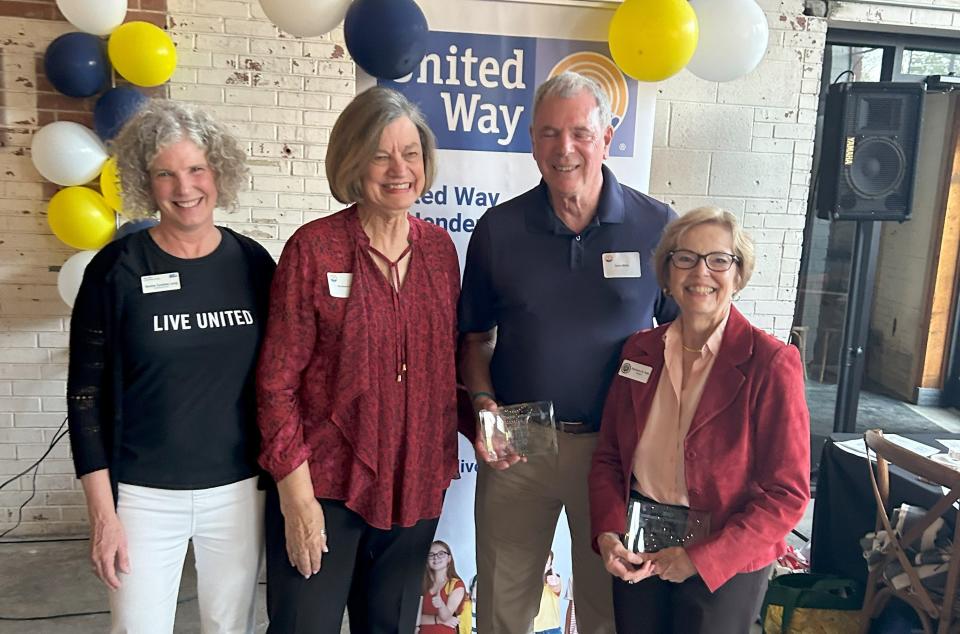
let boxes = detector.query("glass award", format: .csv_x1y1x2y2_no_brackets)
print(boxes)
623,493,711,553
478,400,557,462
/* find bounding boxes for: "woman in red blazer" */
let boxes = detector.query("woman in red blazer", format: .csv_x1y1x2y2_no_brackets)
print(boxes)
589,206,810,633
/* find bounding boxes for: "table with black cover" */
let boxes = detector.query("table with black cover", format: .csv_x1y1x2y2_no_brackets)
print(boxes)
810,433,960,587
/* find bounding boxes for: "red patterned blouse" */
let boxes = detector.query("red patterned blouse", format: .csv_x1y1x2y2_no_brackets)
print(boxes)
257,206,460,529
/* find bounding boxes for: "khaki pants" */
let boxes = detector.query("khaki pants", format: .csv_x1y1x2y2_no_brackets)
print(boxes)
475,432,615,634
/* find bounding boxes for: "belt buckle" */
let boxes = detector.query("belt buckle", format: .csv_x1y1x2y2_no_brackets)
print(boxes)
559,420,586,434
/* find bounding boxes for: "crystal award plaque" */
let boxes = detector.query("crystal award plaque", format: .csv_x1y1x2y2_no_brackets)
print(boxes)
623,493,711,553
478,400,557,462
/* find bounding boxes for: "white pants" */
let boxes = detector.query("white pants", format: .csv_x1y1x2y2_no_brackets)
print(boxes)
110,477,264,634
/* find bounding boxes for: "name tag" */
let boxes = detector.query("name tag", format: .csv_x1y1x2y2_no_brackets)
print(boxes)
141,272,180,294
618,359,652,383
327,272,353,298
602,252,642,278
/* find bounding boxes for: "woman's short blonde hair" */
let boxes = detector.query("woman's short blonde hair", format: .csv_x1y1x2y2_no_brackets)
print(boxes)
112,99,248,219
326,86,437,205
653,206,756,291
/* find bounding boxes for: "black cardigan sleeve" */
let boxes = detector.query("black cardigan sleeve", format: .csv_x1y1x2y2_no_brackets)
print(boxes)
67,247,118,478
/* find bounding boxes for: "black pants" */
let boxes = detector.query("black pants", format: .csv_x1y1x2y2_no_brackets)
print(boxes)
612,565,771,634
264,487,439,634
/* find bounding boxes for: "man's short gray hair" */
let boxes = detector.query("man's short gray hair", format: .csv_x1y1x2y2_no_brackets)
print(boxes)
532,72,612,130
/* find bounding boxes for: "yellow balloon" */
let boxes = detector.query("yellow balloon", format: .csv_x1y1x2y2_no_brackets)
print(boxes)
108,21,177,87
48,187,116,250
99,156,124,213
608,0,699,82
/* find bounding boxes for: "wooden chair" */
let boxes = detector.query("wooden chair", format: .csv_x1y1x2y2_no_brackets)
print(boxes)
860,429,960,634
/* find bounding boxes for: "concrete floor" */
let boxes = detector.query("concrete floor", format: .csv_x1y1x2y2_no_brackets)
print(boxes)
0,539,350,633
0,504,816,634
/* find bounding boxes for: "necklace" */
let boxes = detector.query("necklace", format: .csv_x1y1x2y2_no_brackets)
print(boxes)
681,343,704,353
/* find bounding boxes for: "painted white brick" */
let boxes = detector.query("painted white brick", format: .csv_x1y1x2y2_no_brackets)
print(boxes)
304,77,355,94
669,103,753,151
177,50,214,68
278,92,332,110
12,381,64,396
753,138,795,153
196,34,250,53
0,333,37,347
253,175,305,193
649,149,711,195
658,71,719,103
41,396,67,412
169,84,224,104
718,61,802,108
40,365,68,381
224,87,277,106
192,0,251,18
224,18,281,38
0,397,40,412
15,413,68,428
710,152,792,198
171,15,224,33
657,196,746,216
4,349,51,364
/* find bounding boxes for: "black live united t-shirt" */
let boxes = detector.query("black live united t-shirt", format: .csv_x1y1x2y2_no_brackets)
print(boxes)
117,229,261,489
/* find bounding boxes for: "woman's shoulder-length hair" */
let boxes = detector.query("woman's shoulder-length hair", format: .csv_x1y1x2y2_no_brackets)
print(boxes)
326,86,437,205
112,99,248,218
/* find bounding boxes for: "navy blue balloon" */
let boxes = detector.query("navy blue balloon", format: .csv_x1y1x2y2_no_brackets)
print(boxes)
43,32,110,98
113,218,158,241
95,87,149,141
344,0,429,80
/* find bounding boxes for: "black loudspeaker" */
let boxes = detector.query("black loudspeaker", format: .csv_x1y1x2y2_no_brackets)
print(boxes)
816,82,924,221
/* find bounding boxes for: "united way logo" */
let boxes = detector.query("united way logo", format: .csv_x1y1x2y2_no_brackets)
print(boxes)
382,31,638,157
549,52,629,132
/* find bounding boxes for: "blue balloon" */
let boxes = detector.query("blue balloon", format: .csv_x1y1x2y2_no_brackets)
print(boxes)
95,87,149,141
43,32,110,98
113,218,158,241
344,0,429,80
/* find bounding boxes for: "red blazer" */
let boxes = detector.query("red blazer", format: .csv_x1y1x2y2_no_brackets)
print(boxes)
589,307,810,592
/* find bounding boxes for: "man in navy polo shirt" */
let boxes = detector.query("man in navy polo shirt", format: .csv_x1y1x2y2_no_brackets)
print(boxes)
458,71,677,634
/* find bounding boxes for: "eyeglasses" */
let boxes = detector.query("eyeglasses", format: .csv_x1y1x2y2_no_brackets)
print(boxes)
668,250,740,272
427,551,450,560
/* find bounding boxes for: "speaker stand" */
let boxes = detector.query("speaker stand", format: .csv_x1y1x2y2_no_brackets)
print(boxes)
834,220,881,433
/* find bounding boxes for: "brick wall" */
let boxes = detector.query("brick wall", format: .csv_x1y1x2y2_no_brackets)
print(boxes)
829,0,960,30
648,0,824,338
0,0,168,537
0,0,827,536
167,0,351,260
0,0,352,537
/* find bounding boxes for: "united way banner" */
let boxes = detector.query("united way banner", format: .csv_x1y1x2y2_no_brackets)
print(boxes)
358,1,656,629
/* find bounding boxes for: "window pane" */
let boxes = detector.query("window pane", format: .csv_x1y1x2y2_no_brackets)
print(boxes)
829,46,884,82
901,48,960,76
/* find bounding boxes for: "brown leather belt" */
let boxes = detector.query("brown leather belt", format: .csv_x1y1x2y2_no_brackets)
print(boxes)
558,421,593,434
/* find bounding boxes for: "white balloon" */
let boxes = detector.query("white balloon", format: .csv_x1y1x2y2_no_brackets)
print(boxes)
58,250,98,308
56,0,127,36
259,0,352,38
31,122,108,186
688,0,769,82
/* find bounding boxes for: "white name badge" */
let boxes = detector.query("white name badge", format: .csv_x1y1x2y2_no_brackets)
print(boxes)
618,359,652,383
141,272,181,294
327,272,353,298
602,252,642,278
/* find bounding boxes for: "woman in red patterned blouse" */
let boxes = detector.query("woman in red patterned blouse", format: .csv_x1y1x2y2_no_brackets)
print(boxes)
256,86,461,633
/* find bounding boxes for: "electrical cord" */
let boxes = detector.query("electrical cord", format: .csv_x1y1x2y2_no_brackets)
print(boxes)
0,416,69,539
0,595,198,621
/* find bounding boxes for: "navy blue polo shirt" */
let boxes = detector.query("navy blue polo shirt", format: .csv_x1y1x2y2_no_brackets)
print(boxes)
458,165,678,431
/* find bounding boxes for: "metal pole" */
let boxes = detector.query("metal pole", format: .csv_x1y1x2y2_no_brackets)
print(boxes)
833,220,881,433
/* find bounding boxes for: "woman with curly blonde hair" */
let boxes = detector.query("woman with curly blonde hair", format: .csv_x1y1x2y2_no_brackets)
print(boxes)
67,99,275,633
